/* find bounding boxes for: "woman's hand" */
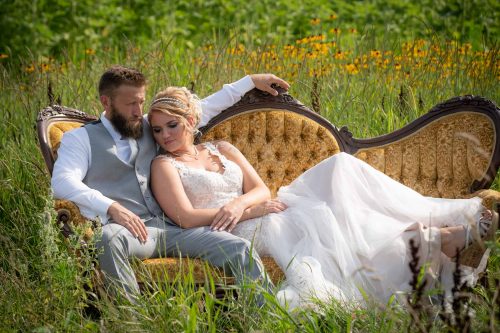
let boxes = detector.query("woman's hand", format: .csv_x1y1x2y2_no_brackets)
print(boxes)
211,199,246,231
239,199,288,225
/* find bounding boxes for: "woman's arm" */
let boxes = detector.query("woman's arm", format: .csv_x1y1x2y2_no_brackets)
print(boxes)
240,199,288,222
210,141,272,231
151,141,275,230
151,158,221,228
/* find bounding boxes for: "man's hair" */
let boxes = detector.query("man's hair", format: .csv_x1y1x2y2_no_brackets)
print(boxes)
98,65,146,97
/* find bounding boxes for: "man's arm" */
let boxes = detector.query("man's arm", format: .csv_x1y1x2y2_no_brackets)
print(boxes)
51,128,148,242
51,128,115,221
199,74,290,127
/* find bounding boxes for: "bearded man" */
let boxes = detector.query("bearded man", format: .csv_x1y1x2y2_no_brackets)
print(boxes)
51,65,289,302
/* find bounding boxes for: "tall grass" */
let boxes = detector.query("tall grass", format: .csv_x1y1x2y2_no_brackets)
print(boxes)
0,31,498,331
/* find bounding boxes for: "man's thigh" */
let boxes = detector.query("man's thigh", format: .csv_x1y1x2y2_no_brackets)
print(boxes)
158,225,251,262
99,219,170,260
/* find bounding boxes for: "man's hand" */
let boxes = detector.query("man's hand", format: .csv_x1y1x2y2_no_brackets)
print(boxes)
250,74,290,96
107,202,148,243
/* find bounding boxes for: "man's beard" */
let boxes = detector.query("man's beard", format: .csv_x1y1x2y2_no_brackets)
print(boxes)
109,104,143,139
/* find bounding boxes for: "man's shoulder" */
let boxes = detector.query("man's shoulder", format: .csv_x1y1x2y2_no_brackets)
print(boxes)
61,124,90,146
84,119,102,127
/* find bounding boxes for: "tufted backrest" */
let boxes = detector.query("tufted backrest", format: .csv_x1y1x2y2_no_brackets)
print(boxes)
37,106,97,175
48,122,85,158
354,112,496,198
202,109,341,196
348,96,500,198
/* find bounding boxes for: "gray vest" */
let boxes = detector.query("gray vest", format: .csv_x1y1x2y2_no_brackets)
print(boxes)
83,119,165,222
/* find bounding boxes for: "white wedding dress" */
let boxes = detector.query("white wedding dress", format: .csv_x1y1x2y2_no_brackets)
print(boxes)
163,142,487,309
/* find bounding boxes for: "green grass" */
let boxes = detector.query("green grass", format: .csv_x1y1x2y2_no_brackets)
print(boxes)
0,31,499,331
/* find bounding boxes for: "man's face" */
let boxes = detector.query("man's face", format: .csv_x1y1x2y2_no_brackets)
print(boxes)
102,84,146,139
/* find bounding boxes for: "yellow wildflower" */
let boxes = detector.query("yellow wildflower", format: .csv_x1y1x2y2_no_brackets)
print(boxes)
85,48,95,55
370,50,382,58
306,51,317,59
345,63,359,74
414,49,427,57
334,51,345,60
311,18,321,25
25,64,35,73
329,13,338,20
41,63,50,72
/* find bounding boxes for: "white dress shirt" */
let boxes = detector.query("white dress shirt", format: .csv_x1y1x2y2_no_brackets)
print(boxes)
51,75,254,224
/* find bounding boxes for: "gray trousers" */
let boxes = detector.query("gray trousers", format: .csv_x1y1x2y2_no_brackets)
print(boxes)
96,217,272,301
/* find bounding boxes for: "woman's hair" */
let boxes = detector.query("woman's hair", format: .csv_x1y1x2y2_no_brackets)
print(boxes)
148,87,201,128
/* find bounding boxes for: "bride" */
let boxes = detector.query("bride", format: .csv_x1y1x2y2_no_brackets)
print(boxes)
148,86,498,309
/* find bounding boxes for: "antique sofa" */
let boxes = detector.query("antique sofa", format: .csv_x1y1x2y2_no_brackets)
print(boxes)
37,88,500,287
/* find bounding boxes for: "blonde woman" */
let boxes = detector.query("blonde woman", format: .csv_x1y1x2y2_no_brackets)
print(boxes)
149,86,497,309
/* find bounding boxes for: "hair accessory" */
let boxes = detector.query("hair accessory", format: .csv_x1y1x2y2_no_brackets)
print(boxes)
150,97,187,109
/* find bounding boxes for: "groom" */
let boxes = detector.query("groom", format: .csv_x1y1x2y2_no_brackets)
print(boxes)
51,65,290,301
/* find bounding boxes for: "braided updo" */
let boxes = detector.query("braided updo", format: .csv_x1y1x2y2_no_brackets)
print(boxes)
148,87,201,128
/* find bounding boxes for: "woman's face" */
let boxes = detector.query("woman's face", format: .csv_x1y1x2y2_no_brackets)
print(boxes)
149,111,194,153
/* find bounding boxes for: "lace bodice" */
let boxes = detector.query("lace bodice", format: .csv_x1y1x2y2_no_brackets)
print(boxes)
156,142,244,209
156,142,268,251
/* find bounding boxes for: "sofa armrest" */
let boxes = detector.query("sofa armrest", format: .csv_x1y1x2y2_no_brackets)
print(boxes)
54,199,97,242
467,189,500,212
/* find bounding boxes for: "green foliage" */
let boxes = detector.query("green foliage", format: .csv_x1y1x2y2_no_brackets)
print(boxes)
1,0,498,61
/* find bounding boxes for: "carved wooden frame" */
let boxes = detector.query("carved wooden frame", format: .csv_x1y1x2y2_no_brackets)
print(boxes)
199,86,354,152
345,95,500,192
37,105,98,175
200,89,500,193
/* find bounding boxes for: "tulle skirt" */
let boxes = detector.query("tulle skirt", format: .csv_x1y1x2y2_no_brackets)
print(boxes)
232,152,487,308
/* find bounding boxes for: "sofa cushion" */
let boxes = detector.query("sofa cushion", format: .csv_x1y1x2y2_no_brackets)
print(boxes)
354,112,495,198
202,109,341,196
48,121,84,158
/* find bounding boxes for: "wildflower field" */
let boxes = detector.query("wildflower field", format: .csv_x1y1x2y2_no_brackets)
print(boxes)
0,1,499,331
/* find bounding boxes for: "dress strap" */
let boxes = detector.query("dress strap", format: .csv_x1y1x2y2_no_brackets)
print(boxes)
203,142,229,167
154,154,188,175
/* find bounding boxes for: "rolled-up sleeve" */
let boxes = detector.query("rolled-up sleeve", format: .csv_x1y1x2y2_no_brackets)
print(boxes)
199,75,255,127
51,128,114,223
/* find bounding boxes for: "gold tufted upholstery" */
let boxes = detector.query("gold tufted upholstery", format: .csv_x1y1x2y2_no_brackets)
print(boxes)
135,256,283,284
202,109,341,196
354,112,495,198
48,121,84,158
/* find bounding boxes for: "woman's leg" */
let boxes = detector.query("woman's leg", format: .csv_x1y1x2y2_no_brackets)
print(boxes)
440,209,497,261
440,225,466,258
